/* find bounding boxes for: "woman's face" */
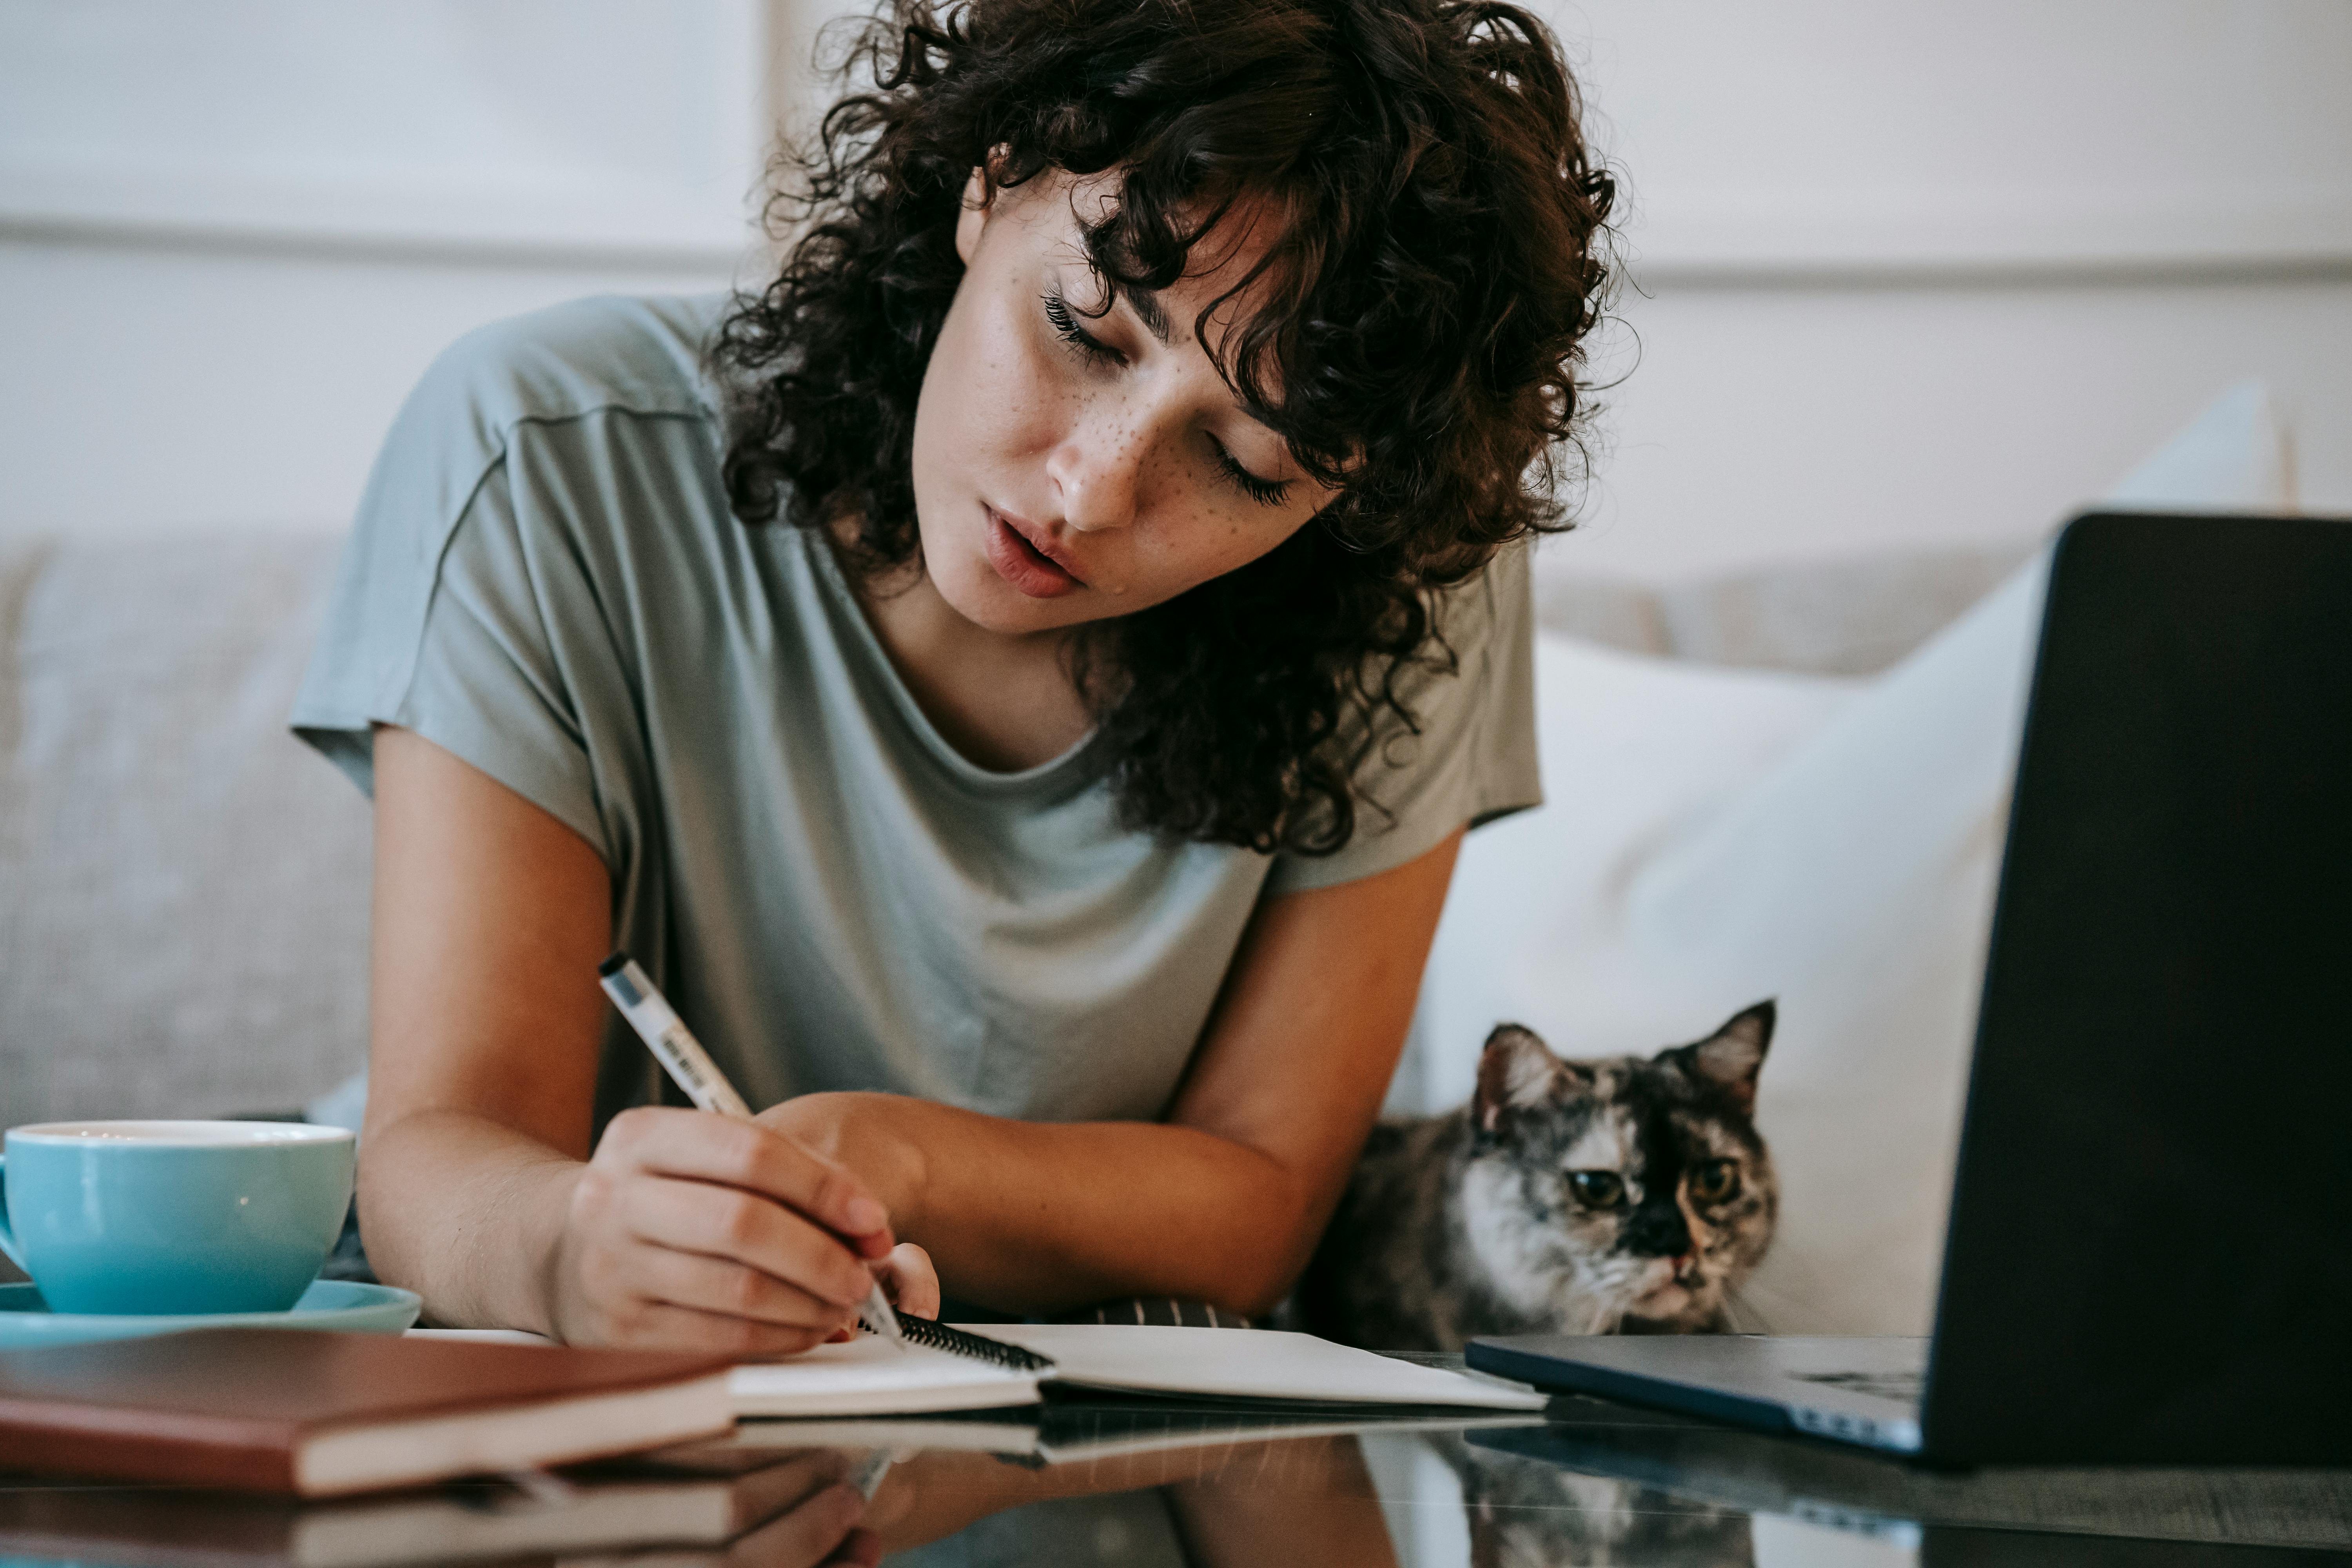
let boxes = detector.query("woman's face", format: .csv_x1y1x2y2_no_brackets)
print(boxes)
909,170,1339,638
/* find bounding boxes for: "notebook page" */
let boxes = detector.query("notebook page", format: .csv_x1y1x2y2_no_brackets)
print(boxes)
971,1325,1548,1410
728,1336,1041,1417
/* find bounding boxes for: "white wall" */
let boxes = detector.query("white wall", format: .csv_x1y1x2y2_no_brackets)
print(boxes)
2,0,2347,575
1540,0,2352,574
0,0,783,537
1563,276,2352,575
0,240,738,534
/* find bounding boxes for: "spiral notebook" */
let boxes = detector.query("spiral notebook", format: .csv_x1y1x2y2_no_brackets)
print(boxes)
725,1319,1548,1419
724,1319,1049,1417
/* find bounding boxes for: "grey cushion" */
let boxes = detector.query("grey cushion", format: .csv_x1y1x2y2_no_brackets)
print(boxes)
1534,536,2048,675
0,532,370,1138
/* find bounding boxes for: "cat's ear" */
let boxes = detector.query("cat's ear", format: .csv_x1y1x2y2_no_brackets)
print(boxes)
1475,1024,1586,1134
1658,1000,1775,1114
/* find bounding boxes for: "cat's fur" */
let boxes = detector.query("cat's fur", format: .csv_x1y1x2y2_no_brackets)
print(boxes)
1296,1004,1778,1350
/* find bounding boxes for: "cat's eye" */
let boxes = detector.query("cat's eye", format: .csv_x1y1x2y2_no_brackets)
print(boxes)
1567,1171,1626,1209
1688,1160,1740,1203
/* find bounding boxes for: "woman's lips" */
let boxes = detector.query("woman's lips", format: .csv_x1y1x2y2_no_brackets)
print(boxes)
983,505,1084,599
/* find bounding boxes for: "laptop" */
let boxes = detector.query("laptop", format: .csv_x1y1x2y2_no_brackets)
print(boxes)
1468,511,2352,1466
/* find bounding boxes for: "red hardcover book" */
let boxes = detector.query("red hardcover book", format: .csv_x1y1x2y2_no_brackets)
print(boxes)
0,1329,736,1497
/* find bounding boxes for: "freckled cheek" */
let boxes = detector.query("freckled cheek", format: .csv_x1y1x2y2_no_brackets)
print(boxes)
994,399,1066,468
947,312,1071,462
1130,488,1294,590
973,366,1069,461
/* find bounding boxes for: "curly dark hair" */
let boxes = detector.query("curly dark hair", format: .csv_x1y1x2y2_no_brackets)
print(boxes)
714,0,1613,854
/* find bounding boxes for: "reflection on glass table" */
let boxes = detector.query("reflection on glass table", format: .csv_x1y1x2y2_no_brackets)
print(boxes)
1,1393,2347,1567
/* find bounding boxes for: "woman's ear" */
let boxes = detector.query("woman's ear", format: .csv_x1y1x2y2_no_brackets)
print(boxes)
955,166,991,265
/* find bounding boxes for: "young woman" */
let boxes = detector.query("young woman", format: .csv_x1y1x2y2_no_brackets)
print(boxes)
292,0,1611,1351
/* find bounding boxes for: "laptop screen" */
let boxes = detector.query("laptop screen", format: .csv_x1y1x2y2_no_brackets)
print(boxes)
1923,511,2352,1464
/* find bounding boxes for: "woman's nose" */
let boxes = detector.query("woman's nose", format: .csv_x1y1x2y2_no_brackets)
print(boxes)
1044,402,1151,533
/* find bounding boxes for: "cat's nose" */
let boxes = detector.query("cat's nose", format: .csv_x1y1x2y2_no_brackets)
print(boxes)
1622,1201,1693,1258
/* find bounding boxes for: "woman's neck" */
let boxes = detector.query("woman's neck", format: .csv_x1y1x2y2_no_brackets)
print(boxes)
849,554,1096,773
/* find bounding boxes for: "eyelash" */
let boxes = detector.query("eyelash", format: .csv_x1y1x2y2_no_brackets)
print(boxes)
1209,437,1290,508
1041,289,1120,367
1040,289,1292,510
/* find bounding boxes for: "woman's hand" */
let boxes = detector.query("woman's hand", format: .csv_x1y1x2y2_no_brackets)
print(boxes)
750,1092,940,1334
756,1093,930,1231
871,1241,943,1320
821,1241,942,1342
548,1105,906,1353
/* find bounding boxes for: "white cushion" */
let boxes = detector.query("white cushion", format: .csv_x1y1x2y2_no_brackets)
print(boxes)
1406,379,2290,1334
1407,565,2041,1335
1405,638,1864,1087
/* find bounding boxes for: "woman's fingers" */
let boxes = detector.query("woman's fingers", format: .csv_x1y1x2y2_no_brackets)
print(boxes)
875,1243,941,1321
631,1241,861,1335
599,1106,895,1256
578,1297,842,1357
558,1105,914,1351
614,1170,878,1309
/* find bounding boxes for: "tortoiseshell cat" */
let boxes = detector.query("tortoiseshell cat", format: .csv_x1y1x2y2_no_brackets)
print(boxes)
1297,1004,1778,1350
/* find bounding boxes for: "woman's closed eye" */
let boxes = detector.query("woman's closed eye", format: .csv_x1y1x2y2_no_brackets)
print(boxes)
1042,289,1293,510
1042,289,1121,367
1207,433,1291,508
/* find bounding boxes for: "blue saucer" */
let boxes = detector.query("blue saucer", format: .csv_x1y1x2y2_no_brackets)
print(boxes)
0,1279,421,1350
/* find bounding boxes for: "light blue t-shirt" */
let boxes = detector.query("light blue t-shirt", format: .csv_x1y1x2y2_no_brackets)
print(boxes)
292,295,1540,1134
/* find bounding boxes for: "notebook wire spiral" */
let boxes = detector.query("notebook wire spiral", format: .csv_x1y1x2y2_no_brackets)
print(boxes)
883,1316,1058,1373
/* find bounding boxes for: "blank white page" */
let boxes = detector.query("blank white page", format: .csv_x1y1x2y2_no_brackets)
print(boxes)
728,1337,1040,1417
972,1325,1548,1411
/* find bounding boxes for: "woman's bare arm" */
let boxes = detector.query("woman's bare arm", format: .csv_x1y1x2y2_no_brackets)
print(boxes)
363,726,923,1345
361,725,608,1329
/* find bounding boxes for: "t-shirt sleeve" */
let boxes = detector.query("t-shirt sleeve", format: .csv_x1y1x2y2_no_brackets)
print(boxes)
1264,540,1543,895
288,326,652,868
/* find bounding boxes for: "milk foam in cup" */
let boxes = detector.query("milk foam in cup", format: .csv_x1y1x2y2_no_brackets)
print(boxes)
0,1120,355,1316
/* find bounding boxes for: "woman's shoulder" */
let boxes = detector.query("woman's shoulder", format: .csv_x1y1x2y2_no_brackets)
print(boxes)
295,295,766,802
351,292,740,573
405,293,730,441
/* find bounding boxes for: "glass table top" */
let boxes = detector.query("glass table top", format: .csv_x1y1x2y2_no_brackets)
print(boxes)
3,1392,2348,1567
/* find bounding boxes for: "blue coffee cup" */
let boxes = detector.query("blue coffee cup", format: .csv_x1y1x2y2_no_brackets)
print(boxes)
0,1121,356,1315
